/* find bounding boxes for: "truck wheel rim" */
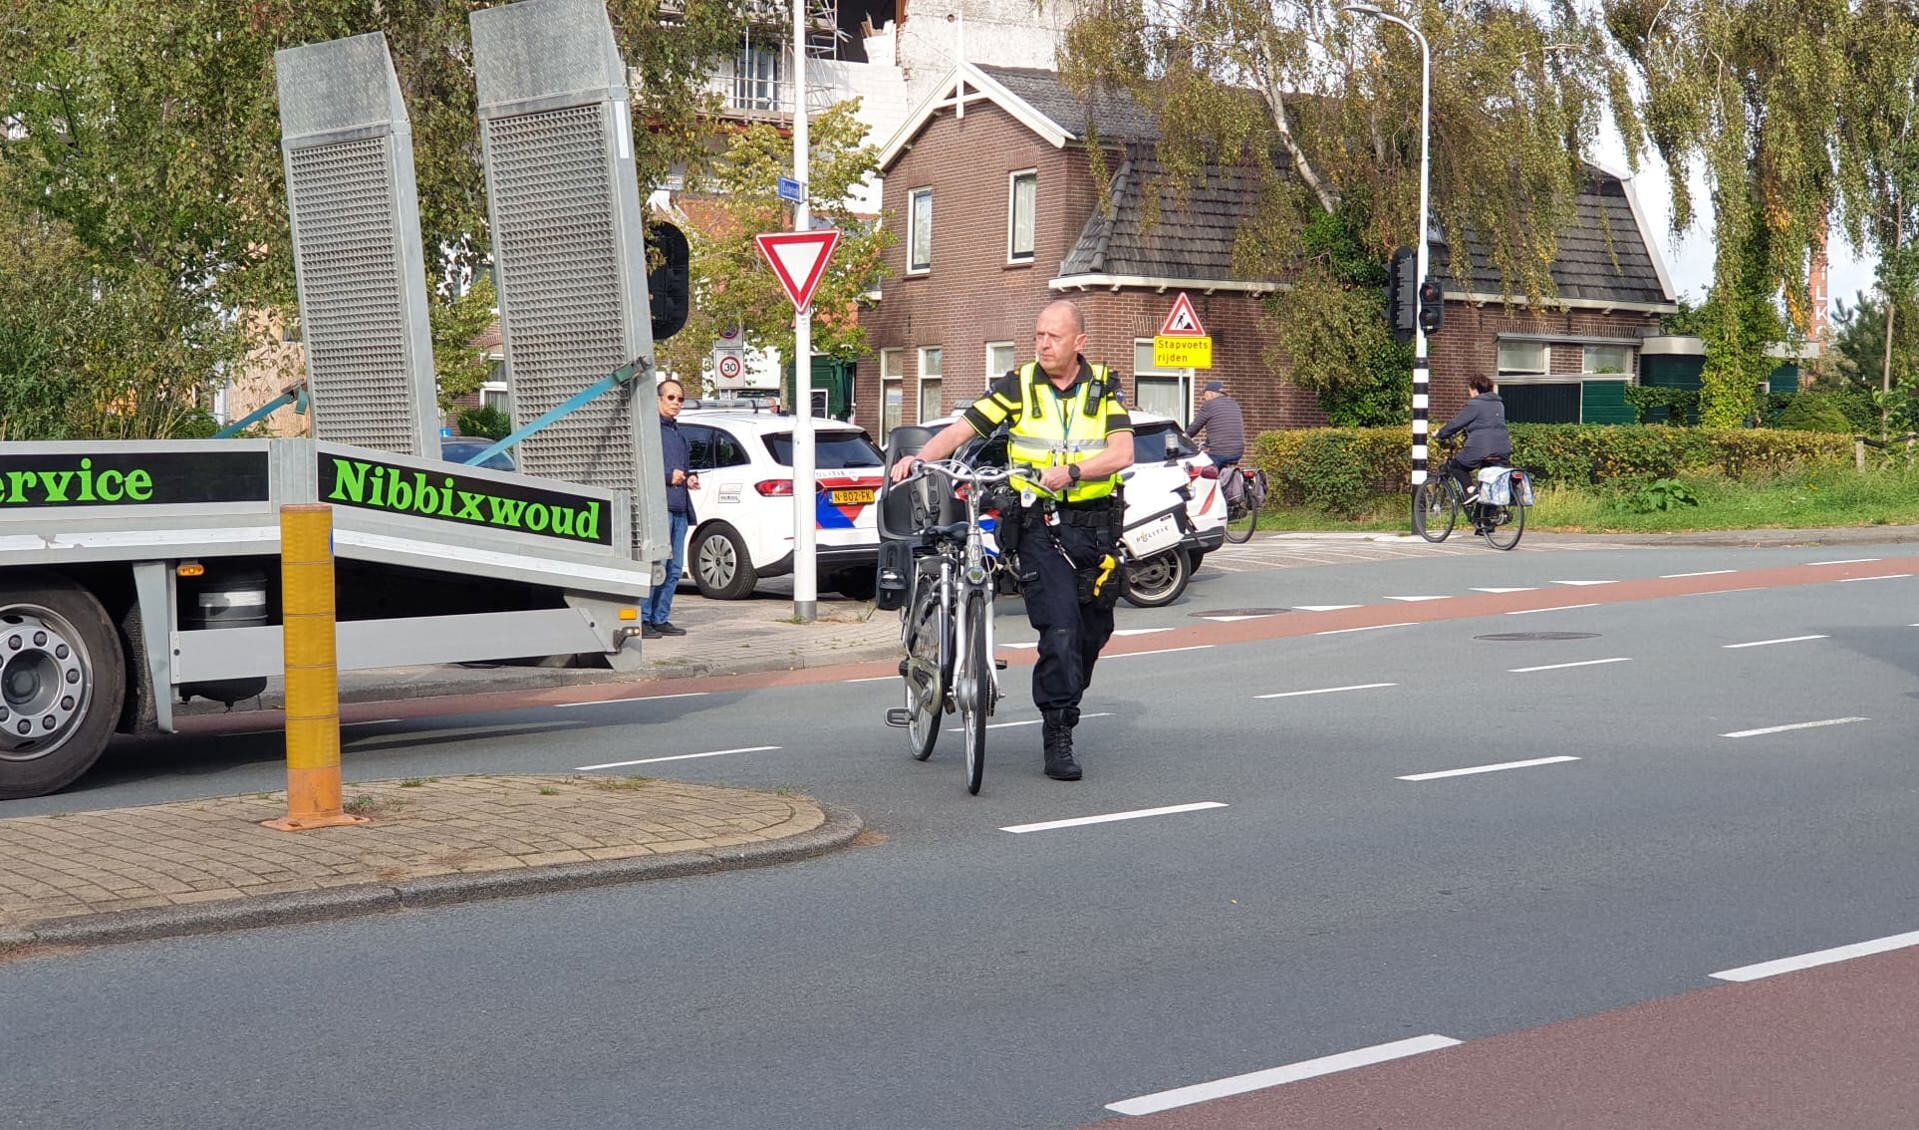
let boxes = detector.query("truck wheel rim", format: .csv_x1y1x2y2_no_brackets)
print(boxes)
0,607,92,761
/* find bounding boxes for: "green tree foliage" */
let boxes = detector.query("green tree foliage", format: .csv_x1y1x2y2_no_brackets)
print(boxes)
0,1,743,436
432,275,499,410
1775,391,1856,433
1059,0,1631,410
658,100,895,383
1265,208,1411,425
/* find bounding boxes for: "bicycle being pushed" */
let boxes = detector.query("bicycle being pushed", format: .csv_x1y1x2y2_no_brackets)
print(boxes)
883,458,1016,795
1412,441,1536,550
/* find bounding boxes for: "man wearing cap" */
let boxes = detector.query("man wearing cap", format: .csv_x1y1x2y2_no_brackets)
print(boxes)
1188,380,1245,469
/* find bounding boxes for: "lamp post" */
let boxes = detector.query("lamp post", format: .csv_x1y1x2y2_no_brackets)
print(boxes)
1342,3,1433,488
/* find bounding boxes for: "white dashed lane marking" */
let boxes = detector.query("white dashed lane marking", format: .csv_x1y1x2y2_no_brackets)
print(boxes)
1104,1035,1464,1116
1398,756,1580,782
1256,682,1397,700
1723,635,1828,649
1721,717,1867,739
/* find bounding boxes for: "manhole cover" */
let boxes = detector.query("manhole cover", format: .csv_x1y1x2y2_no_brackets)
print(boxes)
1190,607,1293,618
1474,631,1601,641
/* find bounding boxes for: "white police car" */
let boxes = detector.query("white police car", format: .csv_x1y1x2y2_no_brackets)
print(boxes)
677,401,885,600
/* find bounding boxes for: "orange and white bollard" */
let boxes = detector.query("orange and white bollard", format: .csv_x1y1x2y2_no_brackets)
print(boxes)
263,503,366,831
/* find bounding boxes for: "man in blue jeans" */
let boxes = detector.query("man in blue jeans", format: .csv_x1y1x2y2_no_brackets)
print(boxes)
643,379,697,638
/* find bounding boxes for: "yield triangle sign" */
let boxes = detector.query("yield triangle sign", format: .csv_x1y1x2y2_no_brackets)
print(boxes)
1159,292,1207,337
756,229,841,312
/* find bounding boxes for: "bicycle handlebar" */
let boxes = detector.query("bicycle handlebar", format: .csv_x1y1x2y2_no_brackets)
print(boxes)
895,458,1016,489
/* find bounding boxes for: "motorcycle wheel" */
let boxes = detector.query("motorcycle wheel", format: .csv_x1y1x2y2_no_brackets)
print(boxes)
1120,546,1190,608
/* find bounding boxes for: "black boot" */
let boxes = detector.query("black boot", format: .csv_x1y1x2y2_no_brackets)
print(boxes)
1042,708,1082,781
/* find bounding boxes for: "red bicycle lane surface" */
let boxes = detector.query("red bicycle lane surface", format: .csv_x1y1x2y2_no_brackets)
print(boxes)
1095,945,1919,1129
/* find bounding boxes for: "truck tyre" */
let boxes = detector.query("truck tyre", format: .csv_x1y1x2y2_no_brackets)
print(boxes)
691,522,758,600
1,574,126,799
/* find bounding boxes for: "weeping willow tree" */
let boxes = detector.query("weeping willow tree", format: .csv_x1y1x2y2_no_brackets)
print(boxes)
1057,0,1636,422
1605,0,1919,426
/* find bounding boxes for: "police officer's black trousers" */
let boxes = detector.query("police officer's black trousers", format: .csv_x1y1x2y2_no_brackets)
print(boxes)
1016,519,1116,713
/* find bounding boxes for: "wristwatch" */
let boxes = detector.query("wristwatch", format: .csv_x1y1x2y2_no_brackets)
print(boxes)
1067,464,1082,482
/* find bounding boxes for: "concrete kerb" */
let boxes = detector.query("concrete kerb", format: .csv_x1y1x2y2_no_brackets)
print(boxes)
0,807,863,956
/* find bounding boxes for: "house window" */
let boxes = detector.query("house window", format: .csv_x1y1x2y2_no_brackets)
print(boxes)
1007,171,1036,263
880,348,904,442
986,342,1016,383
907,188,932,273
480,380,511,416
733,43,785,113
1497,341,1549,377
918,346,943,422
1133,339,1192,424
1584,344,1634,376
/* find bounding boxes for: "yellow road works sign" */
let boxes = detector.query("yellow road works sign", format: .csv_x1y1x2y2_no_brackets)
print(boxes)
1153,335,1213,369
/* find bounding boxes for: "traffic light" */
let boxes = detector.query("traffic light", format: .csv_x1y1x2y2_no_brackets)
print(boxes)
1384,246,1416,341
645,220,690,342
1417,275,1444,337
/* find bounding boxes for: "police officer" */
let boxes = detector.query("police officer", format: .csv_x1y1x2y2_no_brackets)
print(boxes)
889,300,1135,781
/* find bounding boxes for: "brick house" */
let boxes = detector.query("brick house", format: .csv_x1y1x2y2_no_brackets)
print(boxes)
857,62,1679,443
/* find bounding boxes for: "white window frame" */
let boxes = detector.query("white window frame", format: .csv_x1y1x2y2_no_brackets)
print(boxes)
1007,170,1037,264
879,348,904,442
479,380,512,414
1496,340,1551,382
1132,338,1194,424
1583,343,1635,377
917,346,943,422
985,341,1016,384
907,188,933,274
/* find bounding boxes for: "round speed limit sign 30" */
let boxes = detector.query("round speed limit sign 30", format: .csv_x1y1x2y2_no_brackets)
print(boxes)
717,354,743,380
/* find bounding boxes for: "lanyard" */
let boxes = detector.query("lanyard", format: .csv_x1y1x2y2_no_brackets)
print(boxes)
1045,375,1076,463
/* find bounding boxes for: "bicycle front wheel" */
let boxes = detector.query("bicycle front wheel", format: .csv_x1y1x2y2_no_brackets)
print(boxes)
958,590,989,794
1412,478,1458,542
902,585,946,761
1483,503,1526,550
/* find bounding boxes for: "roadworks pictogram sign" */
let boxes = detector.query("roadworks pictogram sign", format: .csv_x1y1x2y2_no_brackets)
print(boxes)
1154,292,1213,368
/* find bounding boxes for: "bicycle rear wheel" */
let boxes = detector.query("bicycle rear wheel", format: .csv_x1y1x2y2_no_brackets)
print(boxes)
1223,474,1257,544
902,585,947,761
1483,503,1526,550
1412,477,1458,542
958,590,989,794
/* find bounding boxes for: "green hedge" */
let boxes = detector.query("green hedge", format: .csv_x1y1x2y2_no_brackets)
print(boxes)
1249,425,1853,506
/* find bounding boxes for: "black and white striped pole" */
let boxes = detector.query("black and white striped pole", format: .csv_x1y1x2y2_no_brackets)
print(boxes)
1343,4,1433,496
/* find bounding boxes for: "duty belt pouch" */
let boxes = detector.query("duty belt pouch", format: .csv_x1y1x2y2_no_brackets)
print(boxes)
995,500,1024,557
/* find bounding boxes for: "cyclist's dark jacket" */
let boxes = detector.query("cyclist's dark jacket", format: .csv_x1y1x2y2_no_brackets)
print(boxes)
1434,393,1511,467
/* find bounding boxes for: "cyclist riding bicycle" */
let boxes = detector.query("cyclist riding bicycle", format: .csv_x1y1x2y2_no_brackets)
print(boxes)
1433,375,1511,534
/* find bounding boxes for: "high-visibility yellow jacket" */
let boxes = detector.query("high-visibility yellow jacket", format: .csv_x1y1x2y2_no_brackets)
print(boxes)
962,358,1133,503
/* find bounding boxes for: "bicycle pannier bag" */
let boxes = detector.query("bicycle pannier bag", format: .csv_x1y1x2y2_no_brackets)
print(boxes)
1476,466,1512,506
1509,469,1535,506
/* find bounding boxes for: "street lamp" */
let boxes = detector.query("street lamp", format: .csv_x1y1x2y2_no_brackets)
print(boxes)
1341,3,1433,489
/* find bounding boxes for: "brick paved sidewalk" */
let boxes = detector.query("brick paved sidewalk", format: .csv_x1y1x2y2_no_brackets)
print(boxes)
0,775,859,952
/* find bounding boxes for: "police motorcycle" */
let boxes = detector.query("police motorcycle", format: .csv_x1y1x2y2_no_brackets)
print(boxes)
872,423,1197,611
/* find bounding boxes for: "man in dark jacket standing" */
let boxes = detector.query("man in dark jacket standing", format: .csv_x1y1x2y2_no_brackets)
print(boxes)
1434,375,1512,532
643,379,698,638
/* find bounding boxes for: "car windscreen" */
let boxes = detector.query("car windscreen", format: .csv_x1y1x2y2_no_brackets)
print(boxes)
440,441,515,472
764,431,885,469
1131,421,1199,462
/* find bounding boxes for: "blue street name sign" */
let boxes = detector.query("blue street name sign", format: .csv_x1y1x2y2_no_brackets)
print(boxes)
776,176,803,204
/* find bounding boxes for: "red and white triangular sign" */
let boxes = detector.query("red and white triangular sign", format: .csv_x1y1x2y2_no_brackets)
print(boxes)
1159,292,1207,337
756,230,841,312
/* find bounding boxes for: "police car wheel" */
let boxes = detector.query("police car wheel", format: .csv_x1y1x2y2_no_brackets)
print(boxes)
692,522,758,600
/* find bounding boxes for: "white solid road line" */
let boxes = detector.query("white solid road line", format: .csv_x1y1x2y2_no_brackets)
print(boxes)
575,745,778,770
1723,634,1829,649
554,692,709,709
950,712,1113,733
1206,614,1273,622
1721,717,1867,739
1386,595,1450,602
1838,573,1913,583
1316,621,1415,636
1105,645,1216,658
1504,603,1598,616
1257,682,1398,699
1112,627,1172,636
1002,801,1227,834
1398,756,1580,781
1661,569,1737,578
1471,586,1536,593
1808,557,1880,566
1294,604,1363,611
1555,580,1615,586
1509,657,1632,673
1710,929,1919,982
1104,1034,1464,1116
842,675,898,683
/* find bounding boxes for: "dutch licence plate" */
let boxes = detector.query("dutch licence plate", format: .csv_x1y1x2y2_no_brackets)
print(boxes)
1124,514,1182,556
830,487,877,505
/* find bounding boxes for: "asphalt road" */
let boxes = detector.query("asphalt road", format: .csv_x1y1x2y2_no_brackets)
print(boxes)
4,539,1918,1128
